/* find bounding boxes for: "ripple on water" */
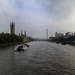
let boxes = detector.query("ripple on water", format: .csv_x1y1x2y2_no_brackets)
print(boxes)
0,42,75,75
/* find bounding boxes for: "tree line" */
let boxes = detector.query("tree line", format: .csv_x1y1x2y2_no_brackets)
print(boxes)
0,33,23,44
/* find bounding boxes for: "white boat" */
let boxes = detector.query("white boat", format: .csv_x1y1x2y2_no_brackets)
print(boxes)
15,44,28,52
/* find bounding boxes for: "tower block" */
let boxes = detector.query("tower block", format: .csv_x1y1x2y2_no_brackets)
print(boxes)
10,22,15,34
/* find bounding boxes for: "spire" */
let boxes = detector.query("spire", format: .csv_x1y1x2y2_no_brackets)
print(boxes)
21,30,23,36
10,21,15,34
24,31,26,37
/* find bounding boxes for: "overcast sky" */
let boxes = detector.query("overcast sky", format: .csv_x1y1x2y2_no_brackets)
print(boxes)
0,0,75,38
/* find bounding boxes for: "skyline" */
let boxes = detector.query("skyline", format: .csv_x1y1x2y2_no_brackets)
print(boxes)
0,0,75,38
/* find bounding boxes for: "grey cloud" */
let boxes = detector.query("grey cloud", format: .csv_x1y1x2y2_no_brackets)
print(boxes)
0,0,75,38
36,0,75,21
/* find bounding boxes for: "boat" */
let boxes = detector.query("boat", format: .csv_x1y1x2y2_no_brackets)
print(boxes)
15,44,28,52
17,45,24,51
24,43,30,47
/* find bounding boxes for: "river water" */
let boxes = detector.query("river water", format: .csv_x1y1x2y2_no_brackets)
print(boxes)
0,41,75,75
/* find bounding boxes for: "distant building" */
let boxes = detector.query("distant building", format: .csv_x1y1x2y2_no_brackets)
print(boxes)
49,37,55,41
55,32,64,38
65,32,73,38
20,31,29,42
10,21,15,34
24,31,26,37
74,32,75,36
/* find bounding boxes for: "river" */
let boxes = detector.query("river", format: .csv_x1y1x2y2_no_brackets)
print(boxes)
0,41,75,75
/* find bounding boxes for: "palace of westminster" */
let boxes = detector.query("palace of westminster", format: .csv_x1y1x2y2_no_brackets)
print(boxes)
10,21,29,42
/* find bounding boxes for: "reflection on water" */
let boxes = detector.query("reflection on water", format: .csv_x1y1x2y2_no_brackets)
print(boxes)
0,41,75,75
